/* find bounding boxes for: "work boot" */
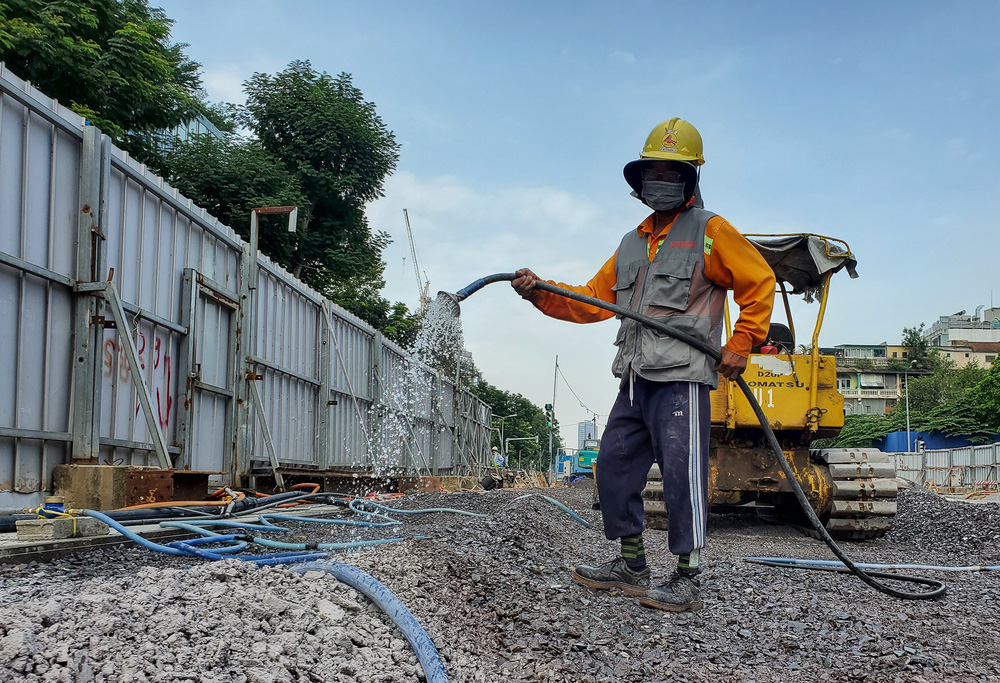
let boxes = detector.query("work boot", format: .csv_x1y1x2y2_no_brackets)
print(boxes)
572,557,650,596
639,571,703,612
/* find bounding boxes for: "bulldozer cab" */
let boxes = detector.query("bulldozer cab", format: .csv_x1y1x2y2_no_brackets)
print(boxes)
714,234,858,437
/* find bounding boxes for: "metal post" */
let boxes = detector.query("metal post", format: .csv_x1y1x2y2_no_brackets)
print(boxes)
176,269,198,469
248,378,285,489
317,302,332,469
549,355,558,475
905,370,911,454
104,283,171,469
71,126,104,461
232,243,254,486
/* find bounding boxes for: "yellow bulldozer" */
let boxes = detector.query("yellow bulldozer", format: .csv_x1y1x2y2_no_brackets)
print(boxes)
642,234,898,540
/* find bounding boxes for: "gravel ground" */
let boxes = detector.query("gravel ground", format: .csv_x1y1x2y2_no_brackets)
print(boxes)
1,484,999,682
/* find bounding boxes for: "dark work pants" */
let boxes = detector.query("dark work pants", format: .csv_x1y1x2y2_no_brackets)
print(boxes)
596,375,711,557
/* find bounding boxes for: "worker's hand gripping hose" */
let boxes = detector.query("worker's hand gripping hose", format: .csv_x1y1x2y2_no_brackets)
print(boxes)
441,275,946,600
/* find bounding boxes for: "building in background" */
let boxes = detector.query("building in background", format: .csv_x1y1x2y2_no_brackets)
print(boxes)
577,420,598,449
934,341,1000,368
923,308,1000,347
828,344,906,415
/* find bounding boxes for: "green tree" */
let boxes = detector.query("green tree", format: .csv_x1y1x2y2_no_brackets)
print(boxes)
471,379,564,467
899,357,985,415
0,0,219,168
382,303,421,348
241,61,398,295
165,61,409,332
812,414,896,449
970,359,1000,433
162,134,304,262
901,324,933,370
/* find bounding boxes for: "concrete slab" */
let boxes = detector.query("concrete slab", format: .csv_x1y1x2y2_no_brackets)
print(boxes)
16,517,109,541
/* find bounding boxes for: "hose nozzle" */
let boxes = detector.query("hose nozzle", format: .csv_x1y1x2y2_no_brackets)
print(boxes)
434,291,463,317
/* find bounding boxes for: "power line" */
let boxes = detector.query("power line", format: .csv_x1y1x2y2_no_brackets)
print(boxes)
556,365,601,417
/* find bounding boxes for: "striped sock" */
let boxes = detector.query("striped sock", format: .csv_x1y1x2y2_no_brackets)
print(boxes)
620,534,646,570
677,549,700,575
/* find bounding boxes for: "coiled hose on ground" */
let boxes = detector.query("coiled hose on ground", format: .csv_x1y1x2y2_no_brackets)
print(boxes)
442,273,946,600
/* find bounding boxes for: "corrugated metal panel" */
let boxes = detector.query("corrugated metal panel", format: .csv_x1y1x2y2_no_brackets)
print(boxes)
188,293,234,472
324,302,375,403
328,393,372,469
973,445,995,466
951,447,973,467
968,466,996,486
0,67,81,499
924,450,950,469
252,264,320,467
99,320,181,466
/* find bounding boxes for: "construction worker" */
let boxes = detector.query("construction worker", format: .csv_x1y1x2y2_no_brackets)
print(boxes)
512,118,775,612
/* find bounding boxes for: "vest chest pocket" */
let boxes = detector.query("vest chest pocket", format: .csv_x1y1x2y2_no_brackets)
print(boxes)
612,261,642,308
644,259,697,311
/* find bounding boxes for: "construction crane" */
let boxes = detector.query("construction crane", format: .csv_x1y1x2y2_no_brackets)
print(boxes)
403,209,431,311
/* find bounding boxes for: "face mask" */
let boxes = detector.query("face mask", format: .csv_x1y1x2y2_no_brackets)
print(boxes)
640,180,687,211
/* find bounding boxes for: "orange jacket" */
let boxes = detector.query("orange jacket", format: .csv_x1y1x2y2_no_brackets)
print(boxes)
528,213,776,357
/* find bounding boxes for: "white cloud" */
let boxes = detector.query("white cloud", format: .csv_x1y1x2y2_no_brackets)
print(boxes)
944,136,981,163
201,64,249,104
609,50,637,67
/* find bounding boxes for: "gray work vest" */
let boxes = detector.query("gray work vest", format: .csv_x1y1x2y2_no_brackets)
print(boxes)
611,208,726,387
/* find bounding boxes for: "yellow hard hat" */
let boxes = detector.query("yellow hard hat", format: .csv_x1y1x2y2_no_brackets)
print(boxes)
624,117,704,196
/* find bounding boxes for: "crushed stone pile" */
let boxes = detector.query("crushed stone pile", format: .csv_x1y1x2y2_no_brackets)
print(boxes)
2,486,1000,682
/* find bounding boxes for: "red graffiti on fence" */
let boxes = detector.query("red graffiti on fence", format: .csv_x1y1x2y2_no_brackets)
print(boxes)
103,332,173,428
156,355,172,427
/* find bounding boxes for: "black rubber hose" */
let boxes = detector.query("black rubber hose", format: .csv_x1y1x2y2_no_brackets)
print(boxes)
447,273,945,600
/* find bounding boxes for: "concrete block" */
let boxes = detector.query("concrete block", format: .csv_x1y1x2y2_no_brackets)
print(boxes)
15,517,110,541
53,465,127,510
53,464,172,510
439,476,462,493
417,477,442,492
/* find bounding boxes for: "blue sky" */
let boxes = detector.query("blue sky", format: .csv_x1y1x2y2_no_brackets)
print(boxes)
157,0,1000,444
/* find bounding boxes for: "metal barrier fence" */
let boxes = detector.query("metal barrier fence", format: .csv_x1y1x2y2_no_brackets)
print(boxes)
0,64,491,506
891,443,1000,490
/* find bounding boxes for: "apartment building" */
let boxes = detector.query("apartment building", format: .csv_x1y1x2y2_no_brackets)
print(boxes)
827,344,906,415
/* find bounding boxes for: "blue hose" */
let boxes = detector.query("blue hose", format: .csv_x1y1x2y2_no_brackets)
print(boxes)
353,499,488,519
256,536,415,551
263,511,401,528
166,539,327,565
292,560,449,683
85,509,325,565
509,494,591,528
83,509,189,556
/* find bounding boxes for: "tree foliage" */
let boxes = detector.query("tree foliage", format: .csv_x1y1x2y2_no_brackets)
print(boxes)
471,379,564,468
901,323,933,370
0,0,217,168
970,359,1000,433
165,61,413,333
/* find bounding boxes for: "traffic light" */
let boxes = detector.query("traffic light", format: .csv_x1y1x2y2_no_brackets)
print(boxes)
544,404,554,427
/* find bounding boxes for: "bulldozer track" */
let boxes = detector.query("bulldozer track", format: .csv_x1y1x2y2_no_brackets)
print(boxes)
809,448,898,541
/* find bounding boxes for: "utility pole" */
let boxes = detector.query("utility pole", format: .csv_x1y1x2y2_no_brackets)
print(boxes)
549,355,558,476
